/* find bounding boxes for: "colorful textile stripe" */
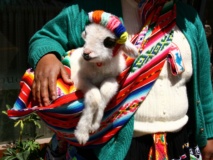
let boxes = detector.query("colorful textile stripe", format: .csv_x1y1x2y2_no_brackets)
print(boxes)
88,10,128,44
168,43,185,76
8,1,176,147
148,133,168,160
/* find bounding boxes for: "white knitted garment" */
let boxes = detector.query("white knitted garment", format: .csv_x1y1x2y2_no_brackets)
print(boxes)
122,0,193,136
134,27,192,136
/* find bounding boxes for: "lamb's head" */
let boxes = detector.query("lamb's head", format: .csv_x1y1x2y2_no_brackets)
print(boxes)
81,23,117,62
81,10,138,63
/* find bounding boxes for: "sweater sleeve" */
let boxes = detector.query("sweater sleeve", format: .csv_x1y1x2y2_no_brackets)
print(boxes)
185,1,213,140
28,4,89,69
196,15,213,139
177,0,213,146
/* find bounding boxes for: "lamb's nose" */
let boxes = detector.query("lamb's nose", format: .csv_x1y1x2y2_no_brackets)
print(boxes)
83,53,91,61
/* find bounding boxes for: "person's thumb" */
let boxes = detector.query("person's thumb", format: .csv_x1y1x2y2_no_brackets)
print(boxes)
60,66,72,84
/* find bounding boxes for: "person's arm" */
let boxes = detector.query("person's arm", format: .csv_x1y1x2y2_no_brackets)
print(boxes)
177,1,213,157
28,4,88,68
197,18,213,140
198,21,213,160
194,6,213,159
28,4,89,106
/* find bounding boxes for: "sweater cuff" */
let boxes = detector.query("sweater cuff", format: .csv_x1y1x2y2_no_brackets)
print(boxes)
205,122,213,139
28,45,65,69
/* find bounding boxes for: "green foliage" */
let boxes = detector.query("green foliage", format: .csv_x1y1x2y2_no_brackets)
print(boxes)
1,135,46,160
1,105,46,160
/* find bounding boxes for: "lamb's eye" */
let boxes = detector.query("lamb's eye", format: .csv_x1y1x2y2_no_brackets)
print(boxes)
103,37,117,48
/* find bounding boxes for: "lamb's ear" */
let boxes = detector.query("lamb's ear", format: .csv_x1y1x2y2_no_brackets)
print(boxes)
81,30,86,40
121,40,138,58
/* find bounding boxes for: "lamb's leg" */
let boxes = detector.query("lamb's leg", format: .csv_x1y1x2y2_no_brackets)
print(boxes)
89,78,119,132
74,87,104,145
74,104,93,145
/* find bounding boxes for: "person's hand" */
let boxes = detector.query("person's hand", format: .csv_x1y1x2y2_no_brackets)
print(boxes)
202,139,213,160
32,53,72,106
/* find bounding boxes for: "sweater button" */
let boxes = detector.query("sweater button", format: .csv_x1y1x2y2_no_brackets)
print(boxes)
200,128,204,133
197,101,200,104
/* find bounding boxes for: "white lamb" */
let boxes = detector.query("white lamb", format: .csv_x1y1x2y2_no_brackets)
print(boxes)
70,23,138,145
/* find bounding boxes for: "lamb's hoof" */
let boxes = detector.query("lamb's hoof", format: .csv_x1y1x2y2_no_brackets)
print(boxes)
74,129,89,145
89,123,100,133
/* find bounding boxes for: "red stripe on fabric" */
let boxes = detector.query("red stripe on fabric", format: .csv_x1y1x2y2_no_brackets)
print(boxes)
121,46,169,88
7,109,35,117
38,112,80,129
130,60,165,91
92,127,122,145
19,83,31,103
151,6,164,24
40,112,79,120
106,59,165,111
157,9,176,25
21,76,33,86
116,59,134,83
33,91,83,110
151,16,176,37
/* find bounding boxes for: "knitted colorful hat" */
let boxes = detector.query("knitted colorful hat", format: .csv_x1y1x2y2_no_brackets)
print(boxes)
88,10,128,44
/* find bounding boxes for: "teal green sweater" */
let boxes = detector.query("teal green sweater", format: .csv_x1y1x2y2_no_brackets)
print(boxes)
28,0,213,159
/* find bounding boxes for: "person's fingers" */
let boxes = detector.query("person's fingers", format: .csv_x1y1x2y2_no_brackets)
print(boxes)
48,71,57,102
33,79,42,106
40,78,50,106
33,71,50,106
60,66,72,84
32,54,61,106
32,80,37,102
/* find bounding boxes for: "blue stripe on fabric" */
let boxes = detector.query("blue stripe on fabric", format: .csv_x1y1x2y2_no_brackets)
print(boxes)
13,98,26,110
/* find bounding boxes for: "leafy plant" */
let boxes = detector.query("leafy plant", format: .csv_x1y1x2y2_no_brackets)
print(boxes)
1,135,46,160
1,105,47,160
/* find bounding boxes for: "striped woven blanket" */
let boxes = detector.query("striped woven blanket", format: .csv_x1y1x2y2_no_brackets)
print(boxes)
7,42,170,146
